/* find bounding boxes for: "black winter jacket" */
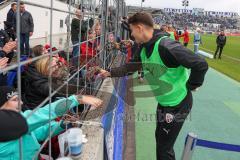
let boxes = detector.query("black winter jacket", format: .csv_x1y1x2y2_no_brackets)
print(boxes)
22,63,51,110
216,34,227,46
22,63,85,110
109,31,208,91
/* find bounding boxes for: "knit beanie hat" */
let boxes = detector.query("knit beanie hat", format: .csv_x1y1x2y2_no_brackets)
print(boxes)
0,86,18,107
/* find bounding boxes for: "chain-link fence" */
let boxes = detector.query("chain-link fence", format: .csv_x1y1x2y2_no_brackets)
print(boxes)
0,0,127,159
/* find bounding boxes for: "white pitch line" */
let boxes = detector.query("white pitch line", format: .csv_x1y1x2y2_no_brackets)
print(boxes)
188,44,240,62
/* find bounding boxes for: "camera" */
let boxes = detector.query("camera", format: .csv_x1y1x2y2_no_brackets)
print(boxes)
0,29,10,48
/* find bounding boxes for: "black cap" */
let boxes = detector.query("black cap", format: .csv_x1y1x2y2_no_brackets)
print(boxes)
0,110,28,142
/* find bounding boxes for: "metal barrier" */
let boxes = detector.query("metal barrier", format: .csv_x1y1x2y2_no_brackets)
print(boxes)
181,132,240,160
0,0,127,159
0,0,9,6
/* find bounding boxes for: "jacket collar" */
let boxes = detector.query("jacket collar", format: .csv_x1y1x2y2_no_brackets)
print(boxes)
140,30,170,58
142,29,170,48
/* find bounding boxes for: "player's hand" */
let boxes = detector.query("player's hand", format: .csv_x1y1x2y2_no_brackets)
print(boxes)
98,69,111,78
29,32,33,37
77,95,103,108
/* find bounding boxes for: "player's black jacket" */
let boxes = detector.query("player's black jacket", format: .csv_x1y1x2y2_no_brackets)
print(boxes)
109,30,208,91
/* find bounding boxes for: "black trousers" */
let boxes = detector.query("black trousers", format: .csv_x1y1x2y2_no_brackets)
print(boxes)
155,91,193,160
20,33,30,55
214,45,224,58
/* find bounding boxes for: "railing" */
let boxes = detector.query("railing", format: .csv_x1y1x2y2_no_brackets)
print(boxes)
181,133,240,160
0,0,128,159
0,0,9,6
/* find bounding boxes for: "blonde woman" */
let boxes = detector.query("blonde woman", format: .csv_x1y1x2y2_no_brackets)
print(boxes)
23,56,84,110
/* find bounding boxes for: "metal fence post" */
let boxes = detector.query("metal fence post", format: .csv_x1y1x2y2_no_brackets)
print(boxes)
100,0,108,69
16,0,23,159
181,132,198,160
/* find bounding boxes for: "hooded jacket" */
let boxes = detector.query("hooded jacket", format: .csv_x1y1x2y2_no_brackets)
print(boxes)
109,31,208,91
22,63,84,110
216,34,226,46
22,63,51,110
0,95,79,160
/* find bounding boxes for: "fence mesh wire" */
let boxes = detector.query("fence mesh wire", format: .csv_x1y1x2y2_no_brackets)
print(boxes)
0,0,127,159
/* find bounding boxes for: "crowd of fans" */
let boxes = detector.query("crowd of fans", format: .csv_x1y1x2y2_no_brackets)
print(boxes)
153,15,168,26
153,10,239,31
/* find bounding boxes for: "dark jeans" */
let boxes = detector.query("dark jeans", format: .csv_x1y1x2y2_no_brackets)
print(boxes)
155,91,193,160
72,41,80,67
72,41,80,57
214,45,224,58
20,33,30,55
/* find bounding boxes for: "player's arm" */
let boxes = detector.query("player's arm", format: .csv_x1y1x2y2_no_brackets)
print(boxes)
99,47,142,78
107,61,142,77
223,36,227,46
158,39,208,91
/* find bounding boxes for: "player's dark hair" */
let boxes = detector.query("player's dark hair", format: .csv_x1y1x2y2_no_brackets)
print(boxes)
128,12,154,28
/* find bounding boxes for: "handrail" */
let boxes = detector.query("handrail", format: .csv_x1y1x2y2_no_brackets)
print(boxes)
0,0,8,6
